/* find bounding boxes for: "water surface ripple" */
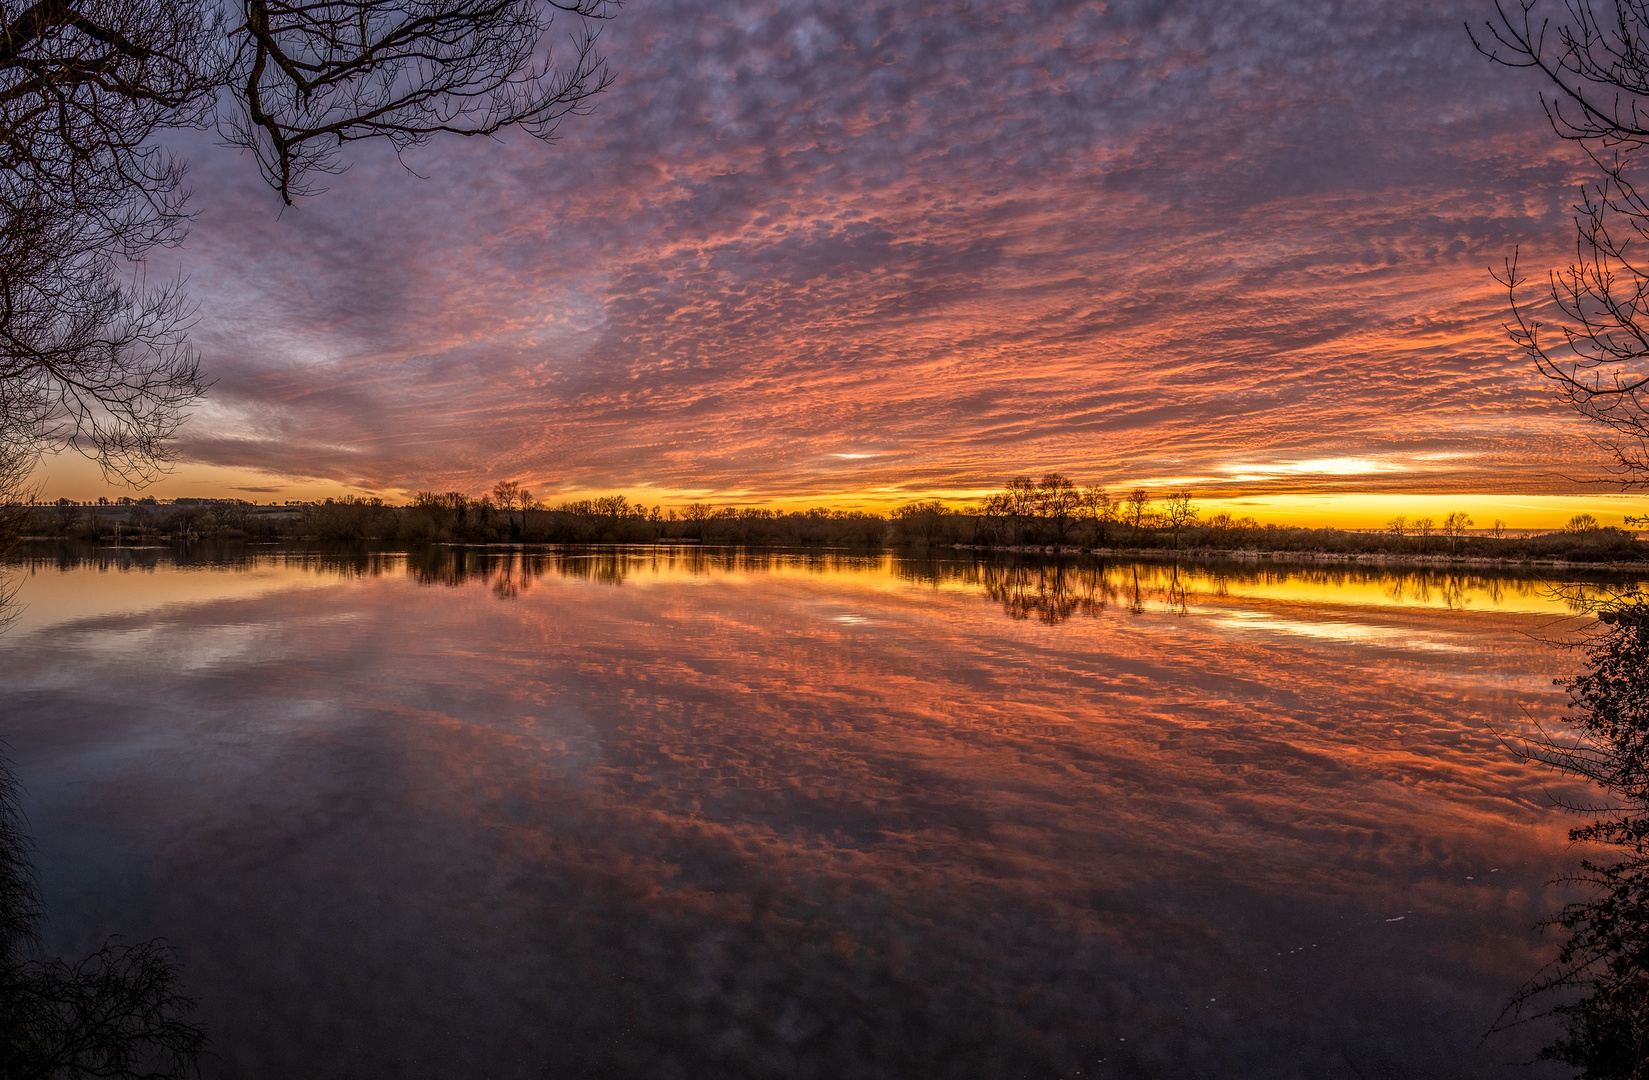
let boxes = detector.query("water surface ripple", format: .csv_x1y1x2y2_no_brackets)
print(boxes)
0,547,1612,1078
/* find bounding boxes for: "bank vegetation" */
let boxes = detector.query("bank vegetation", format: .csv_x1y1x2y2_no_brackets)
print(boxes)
11,474,1646,565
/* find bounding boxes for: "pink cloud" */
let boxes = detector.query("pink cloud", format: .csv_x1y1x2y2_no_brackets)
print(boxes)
155,0,1604,501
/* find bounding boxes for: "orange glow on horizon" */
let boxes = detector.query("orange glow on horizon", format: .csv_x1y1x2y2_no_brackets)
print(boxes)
27,449,1649,532
43,1,1630,534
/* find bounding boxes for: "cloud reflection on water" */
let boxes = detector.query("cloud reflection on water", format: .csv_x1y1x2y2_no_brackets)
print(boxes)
0,547,1611,1077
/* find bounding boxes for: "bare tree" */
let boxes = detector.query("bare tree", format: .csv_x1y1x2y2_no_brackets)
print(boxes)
0,0,616,480
981,476,1036,547
1474,1,1649,482
891,499,947,547
1036,472,1079,546
1159,490,1197,550
224,0,614,203
0,0,220,479
679,501,710,540
0,440,27,552
977,491,1008,546
1204,510,1234,547
1124,488,1151,543
1080,484,1113,547
1005,475,1037,544
491,478,537,532
1412,515,1435,552
1441,510,1473,555
1386,515,1407,538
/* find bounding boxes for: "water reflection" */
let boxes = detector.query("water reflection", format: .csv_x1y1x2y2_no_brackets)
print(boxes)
893,553,1612,624
411,544,1637,623
1502,594,1649,1074
0,544,1631,1078
0,704,201,1078
8,541,1633,621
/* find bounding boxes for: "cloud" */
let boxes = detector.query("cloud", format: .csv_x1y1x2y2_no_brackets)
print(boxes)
151,0,1608,502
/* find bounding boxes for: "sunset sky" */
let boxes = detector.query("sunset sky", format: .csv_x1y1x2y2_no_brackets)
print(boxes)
32,0,1649,527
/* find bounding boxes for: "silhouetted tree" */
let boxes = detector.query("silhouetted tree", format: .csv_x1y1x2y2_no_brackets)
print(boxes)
0,446,26,552
491,480,522,508
224,0,613,203
491,480,534,533
1412,515,1435,552
302,494,391,540
1159,490,1197,550
1442,510,1473,555
981,477,1036,546
1035,473,1079,546
1124,489,1151,544
891,499,947,546
1203,511,1234,547
1080,485,1114,547
679,502,710,540
0,0,615,478
1475,1,1649,484
1499,592,1649,1075
1003,476,1038,544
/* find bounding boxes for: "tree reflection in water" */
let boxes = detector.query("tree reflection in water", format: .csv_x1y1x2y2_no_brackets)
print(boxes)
0,529,201,1077
5,542,1637,1075
13,540,1588,629
0,752,203,1078
895,554,1568,626
1506,591,1649,1077
404,547,1213,623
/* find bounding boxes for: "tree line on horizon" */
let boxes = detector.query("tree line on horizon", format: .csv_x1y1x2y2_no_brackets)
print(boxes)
11,473,1644,564
0,0,1646,1066
890,474,1642,562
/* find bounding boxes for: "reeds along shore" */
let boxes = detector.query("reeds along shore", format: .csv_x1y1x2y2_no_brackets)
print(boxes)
14,494,1647,564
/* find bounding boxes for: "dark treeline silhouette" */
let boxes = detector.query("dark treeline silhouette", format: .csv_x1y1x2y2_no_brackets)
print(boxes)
18,493,888,547
1499,588,1649,1077
894,474,1646,563
393,493,887,547
13,475,1646,565
0,755,203,1078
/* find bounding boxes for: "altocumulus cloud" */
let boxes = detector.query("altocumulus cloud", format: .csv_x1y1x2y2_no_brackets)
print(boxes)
162,0,1595,501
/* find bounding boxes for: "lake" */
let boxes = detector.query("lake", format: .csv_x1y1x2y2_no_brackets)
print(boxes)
0,545,1615,1078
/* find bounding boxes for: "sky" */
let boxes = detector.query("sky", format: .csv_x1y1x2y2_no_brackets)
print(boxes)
31,0,1649,527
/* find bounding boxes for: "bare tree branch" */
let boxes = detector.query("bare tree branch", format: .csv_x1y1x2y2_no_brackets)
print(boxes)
222,0,616,202
0,0,615,480
1476,1,1649,484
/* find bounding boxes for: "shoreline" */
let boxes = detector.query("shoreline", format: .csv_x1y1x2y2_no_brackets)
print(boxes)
932,543,1649,573
11,535,1649,575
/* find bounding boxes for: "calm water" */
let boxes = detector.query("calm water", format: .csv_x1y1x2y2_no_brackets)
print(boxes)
0,546,1617,1078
